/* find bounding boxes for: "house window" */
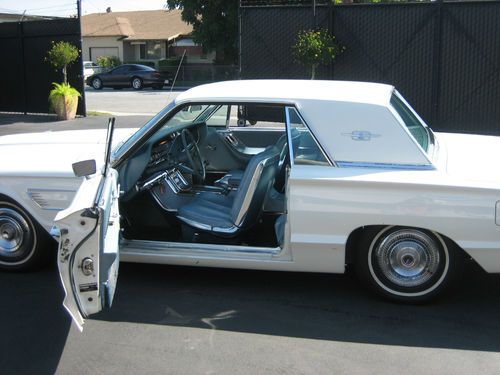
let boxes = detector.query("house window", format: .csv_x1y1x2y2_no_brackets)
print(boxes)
139,44,146,59
146,41,161,59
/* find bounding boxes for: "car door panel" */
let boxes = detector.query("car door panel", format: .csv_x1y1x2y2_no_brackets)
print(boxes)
228,128,283,148
56,168,120,331
198,126,249,172
199,127,284,172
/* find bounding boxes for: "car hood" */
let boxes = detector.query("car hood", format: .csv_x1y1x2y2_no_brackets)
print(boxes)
435,132,500,184
0,128,136,177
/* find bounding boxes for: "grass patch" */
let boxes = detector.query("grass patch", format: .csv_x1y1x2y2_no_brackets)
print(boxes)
87,111,112,116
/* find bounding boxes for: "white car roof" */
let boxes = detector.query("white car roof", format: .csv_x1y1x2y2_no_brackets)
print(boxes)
175,80,430,167
175,80,395,107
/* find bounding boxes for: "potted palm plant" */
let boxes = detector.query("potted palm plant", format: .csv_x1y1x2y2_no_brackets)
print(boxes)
46,41,80,120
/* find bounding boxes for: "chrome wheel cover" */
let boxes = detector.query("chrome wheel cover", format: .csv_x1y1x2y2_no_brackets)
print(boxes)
132,78,141,89
92,78,101,89
371,229,441,289
0,207,31,258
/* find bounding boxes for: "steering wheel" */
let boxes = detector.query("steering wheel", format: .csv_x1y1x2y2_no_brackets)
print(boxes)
180,128,205,181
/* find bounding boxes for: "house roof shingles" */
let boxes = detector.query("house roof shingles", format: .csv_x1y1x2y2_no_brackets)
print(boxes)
82,9,192,41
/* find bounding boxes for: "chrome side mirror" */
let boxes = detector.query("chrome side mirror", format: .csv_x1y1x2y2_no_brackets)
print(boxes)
72,159,97,178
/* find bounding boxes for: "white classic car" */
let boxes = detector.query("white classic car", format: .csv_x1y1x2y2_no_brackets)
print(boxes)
1,80,499,328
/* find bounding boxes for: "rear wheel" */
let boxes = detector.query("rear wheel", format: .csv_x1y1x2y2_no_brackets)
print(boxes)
355,226,463,302
0,200,51,271
131,77,143,90
91,77,103,90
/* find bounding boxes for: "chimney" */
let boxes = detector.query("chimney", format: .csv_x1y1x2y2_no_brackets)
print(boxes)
106,7,112,13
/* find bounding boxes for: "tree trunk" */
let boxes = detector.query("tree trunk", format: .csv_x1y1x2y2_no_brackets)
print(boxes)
311,64,317,80
62,66,67,84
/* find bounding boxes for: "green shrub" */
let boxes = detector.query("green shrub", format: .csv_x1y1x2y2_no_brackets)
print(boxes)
158,57,183,68
292,28,345,79
97,55,122,70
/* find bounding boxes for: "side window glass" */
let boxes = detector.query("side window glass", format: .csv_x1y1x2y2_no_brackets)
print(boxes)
204,104,286,130
205,105,230,127
286,107,330,166
113,66,127,74
390,94,430,152
229,105,285,129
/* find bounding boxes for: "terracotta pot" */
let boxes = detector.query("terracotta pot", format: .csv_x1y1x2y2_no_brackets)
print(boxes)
52,94,79,120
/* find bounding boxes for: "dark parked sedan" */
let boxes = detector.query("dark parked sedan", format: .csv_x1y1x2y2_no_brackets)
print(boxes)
86,64,172,90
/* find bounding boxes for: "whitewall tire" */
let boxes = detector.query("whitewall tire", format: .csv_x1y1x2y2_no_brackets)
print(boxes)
356,226,463,302
0,200,51,271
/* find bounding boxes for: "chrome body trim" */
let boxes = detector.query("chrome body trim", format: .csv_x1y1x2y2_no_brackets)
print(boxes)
27,188,76,211
336,161,436,170
121,238,282,256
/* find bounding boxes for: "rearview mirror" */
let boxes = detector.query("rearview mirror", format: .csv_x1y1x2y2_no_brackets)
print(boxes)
190,105,202,112
72,159,97,177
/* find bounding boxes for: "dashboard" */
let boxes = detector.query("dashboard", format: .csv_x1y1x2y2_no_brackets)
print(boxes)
117,122,207,201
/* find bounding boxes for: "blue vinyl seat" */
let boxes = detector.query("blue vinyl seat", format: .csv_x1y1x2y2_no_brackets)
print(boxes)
177,146,280,237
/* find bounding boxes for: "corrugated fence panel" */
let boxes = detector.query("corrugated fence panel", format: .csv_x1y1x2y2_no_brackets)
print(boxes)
438,2,500,134
0,18,85,115
240,1,500,135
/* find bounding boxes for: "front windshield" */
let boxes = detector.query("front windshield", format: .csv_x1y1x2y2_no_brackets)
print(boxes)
112,101,176,161
164,104,211,127
112,102,213,163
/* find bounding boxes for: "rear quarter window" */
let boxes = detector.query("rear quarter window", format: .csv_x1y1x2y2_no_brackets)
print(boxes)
390,94,430,152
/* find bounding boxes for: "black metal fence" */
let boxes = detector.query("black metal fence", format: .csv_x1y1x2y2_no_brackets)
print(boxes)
240,1,500,135
0,17,85,115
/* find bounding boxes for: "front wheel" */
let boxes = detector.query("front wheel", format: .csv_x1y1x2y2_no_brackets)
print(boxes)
355,226,463,302
131,77,143,90
0,201,51,271
91,77,103,90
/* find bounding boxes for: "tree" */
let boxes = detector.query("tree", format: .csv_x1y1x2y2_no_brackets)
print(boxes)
292,29,344,79
165,0,238,64
46,41,80,84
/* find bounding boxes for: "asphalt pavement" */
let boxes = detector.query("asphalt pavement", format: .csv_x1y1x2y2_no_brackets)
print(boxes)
1,261,500,375
0,113,151,136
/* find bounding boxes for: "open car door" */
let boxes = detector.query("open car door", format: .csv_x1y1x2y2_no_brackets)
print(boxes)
56,118,120,331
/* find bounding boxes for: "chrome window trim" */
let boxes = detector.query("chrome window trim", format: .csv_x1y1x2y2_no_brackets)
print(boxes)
336,161,436,171
389,91,434,165
285,106,335,167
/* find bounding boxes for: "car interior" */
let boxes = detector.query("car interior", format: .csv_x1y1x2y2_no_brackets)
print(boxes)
116,103,329,249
